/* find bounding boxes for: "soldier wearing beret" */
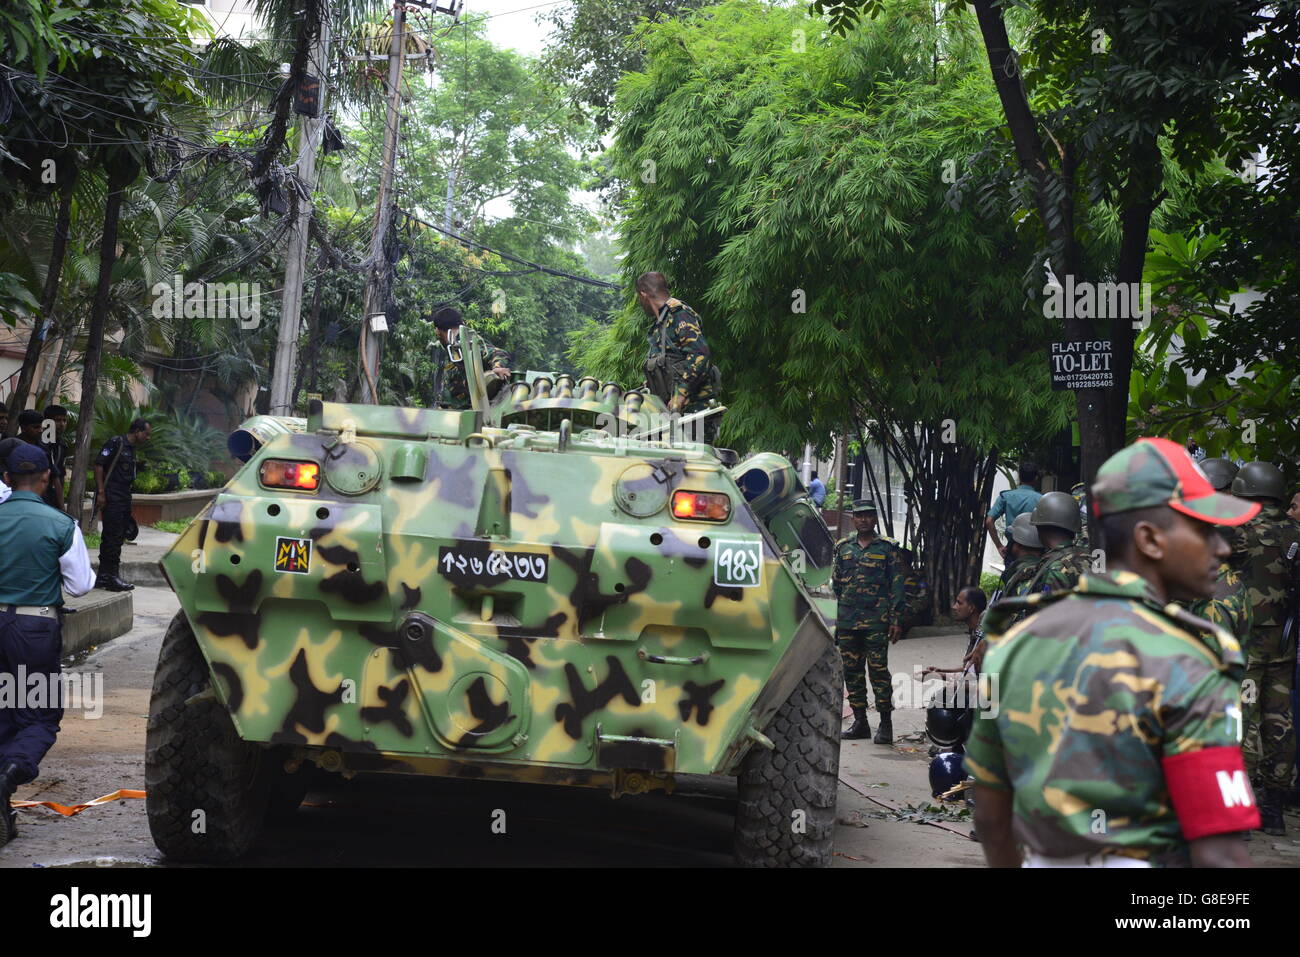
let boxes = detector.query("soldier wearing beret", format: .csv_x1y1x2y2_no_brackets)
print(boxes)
430,306,511,411
969,438,1260,867
832,499,906,744
0,443,96,846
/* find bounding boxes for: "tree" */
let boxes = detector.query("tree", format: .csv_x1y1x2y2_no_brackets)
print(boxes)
811,0,1276,484
539,0,715,132
573,0,1070,606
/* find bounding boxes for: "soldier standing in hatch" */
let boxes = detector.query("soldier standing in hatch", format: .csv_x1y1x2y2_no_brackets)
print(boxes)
1026,490,1092,595
430,306,511,411
636,271,720,444
1227,460,1300,835
833,499,906,744
969,438,1260,867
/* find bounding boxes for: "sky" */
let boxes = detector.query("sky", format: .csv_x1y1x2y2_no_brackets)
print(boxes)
463,0,566,58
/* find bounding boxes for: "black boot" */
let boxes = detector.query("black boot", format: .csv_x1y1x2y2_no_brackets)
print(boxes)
1259,788,1287,836
0,762,20,846
842,707,871,740
873,712,893,745
96,574,134,592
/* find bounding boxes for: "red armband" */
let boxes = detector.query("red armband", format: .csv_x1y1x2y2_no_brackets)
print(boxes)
1161,746,1260,841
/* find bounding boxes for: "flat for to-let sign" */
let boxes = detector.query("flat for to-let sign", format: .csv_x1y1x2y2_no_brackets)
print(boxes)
1049,339,1114,390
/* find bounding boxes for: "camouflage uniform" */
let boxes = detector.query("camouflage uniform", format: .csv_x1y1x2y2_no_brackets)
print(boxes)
832,534,906,713
645,298,718,415
1070,482,1090,548
1186,564,1253,646
970,572,1252,866
1227,504,1300,790
903,571,931,629
1026,541,1092,595
436,335,511,410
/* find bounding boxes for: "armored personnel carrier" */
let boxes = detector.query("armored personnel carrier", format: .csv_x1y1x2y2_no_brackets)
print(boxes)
145,332,841,866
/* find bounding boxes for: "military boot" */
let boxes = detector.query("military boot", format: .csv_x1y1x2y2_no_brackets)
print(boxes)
1258,788,1287,836
0,762,20,846
873,712,893,745
842,707,871,740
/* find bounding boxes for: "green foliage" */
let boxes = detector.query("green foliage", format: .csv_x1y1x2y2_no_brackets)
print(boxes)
577,0,1068,453
90,392,226,473
152,519,191,533
979,571,1001,597
132,472,164,495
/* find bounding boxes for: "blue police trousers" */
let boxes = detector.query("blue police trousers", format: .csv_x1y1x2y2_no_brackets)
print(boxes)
0,611,64,785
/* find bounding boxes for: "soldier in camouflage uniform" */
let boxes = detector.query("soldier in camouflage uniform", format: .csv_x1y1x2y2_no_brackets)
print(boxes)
636,272,721,443
430,307,511,411
1026,490,1092,595
968,437,1261,867
1070,481,1089,548
1185,458,1252,660
976,514,1045,651
1227,460,1300,835
833,499,906,744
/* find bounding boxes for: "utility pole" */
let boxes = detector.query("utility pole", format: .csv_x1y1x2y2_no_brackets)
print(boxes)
269,16,333,416
358,2,407,404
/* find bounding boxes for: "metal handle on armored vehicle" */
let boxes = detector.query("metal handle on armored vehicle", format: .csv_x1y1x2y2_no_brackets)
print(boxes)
637,647,709,666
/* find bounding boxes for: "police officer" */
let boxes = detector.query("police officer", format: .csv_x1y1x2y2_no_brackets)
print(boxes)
430,307,512,411
968,437,1260,867
636,271,721,443
0,444,96,846
1026,490,1091,594
1227,460,1300,835
833,499,906,744
984,463,1042,559
40,404,69,511
93,417,151,591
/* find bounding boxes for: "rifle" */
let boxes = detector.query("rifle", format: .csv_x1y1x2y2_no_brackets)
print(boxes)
1283,542,1299,651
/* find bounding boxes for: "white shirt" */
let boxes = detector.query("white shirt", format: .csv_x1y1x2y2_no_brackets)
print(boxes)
60,525,96,597
0,479,10,504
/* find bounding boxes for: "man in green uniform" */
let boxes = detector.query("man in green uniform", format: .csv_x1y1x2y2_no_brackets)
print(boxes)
1069,481,1089,548
636,272,720,443
968,437,1260,867
430,307,511,411
833,499,906,744
1185,457,1252,666
974,514,1045,659
1026,490,1092,595
1227,460,1300,835
984,463,1041,559
0,444,96,846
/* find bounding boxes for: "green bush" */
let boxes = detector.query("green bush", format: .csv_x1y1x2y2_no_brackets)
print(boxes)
133,472,164,495
206,469,225,487
979,571,1002,598
153,519,190,534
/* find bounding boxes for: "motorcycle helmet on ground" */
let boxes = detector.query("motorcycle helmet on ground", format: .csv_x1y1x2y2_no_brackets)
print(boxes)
929,750,967,799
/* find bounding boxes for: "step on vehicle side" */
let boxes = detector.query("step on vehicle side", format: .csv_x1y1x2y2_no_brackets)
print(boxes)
146,331,842,866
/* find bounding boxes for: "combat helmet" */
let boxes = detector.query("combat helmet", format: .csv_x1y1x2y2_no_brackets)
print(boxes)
1008,512,1042,550
1199,457,1238,492
925,705,974,748
1030,490,1081,535
1231,461,1286,503
929,751,967,799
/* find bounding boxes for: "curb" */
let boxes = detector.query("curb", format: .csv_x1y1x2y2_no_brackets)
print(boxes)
61,591,134,658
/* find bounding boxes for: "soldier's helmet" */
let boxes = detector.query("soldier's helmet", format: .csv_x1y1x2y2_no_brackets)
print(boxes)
1198,457,1239,492
1030,490,1081,535
1008,511,1043,550
1231,461,1286,503
925,704,974,748
928,750,967,799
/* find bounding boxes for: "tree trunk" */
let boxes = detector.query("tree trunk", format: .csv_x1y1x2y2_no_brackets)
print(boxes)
69,157,138,528
8,173,77,425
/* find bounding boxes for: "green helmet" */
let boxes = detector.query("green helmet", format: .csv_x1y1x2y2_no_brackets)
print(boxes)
1008,511,1043,549
1198,457,1238,492
1030,490,1081,535
1231,461,1286,502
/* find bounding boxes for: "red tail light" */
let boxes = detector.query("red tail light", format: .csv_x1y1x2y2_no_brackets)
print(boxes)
260,459,320,491
671,490,730,522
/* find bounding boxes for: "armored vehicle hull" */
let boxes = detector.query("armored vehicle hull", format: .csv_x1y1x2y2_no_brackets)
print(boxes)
146,351,841,865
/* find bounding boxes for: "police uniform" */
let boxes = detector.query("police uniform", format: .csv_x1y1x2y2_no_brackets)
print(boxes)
0,444,96,845
644,298,720,442
95,433,140,588
435,332,511,411
832,499,906,742
988,484,1042,529
967,438,1262,866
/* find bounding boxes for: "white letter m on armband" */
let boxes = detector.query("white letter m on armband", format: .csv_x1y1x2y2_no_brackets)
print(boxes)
1216,770,1253,808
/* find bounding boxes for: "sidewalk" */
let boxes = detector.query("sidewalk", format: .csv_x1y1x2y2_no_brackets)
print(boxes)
92,526,178,587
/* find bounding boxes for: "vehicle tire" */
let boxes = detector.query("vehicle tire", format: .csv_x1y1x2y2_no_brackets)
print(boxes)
733,639,842,867
145,611,270,862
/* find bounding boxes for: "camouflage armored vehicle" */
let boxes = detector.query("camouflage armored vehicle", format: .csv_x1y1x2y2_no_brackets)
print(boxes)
145,331,842,866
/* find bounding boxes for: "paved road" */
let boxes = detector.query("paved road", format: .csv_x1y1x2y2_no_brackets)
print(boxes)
4,589,1294,868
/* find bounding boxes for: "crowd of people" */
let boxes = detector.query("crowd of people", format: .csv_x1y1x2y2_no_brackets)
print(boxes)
832,441,1300,867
